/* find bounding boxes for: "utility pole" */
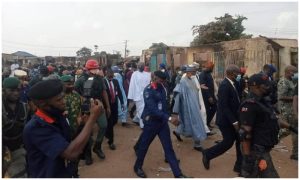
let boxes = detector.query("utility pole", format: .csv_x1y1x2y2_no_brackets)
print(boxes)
124,40,128,59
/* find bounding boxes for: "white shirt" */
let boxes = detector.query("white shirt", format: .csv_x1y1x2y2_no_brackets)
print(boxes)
127,71,151,101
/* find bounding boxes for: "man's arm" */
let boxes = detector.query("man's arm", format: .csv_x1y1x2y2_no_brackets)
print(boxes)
61,99,103,160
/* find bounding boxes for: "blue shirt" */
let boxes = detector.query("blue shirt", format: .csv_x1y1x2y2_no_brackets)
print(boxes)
141,83,169,122
23,113,71,178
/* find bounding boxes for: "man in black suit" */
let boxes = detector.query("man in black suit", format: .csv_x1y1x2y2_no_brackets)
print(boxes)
201,64,242,175
104,68,125,150
199,61,217,128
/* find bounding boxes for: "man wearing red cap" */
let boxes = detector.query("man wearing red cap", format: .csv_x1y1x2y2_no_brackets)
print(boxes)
75,59,111,164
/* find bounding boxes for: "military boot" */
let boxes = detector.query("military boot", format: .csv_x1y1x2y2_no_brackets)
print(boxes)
93,142,105,159
84,144,93,165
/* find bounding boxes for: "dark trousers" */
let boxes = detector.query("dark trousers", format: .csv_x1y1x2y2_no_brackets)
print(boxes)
241,146,279,178
134,119,182,177
205,125,242,170
105,101,118,145
204,101,217,126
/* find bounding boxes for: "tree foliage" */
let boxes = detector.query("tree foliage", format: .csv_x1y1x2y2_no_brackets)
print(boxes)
149,42,169,55
191,13,252,46
76,47,92,59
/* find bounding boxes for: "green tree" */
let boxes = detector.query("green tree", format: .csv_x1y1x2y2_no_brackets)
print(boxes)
149,42,169,55
191,13,252,46
76,47,92,60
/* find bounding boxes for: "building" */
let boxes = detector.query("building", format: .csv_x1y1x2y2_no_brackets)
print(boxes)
141,36,297,82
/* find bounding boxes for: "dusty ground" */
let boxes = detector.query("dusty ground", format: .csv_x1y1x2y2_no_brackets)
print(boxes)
79,121,298,178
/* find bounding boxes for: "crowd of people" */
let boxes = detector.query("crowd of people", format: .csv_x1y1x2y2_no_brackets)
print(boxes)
2,58,298,178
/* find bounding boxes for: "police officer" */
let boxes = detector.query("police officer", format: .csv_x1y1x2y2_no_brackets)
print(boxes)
23,79,104,177
75,59,111,162
133,71,188,178
2,77,28,178
239,73,297,178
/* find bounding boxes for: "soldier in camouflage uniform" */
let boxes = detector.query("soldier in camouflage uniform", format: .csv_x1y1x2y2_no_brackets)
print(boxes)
61,75,82,177
277,65,298,160
2,77,28,178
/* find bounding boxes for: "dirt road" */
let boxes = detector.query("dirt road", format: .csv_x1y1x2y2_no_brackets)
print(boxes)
79,122,298,178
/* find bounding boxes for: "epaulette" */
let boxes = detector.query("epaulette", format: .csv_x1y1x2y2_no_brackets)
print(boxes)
150,82,158,90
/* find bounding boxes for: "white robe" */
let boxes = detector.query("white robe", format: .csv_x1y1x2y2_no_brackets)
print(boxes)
127,71,151,128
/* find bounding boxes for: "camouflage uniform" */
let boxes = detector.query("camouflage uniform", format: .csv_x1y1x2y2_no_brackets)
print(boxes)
277,77,297,158
2,102,28,178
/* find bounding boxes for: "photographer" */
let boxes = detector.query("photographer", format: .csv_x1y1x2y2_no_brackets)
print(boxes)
75,59,110,162
23,79,104,178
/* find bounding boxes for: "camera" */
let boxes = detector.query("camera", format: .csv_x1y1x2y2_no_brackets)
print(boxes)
81,77,94,115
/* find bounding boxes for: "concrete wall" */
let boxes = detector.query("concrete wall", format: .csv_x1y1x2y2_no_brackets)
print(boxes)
272,39,298,77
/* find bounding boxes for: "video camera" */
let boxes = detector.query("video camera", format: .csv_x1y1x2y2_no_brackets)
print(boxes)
81,77,94,115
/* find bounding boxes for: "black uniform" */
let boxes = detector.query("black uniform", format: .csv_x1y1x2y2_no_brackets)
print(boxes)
239,94,280,178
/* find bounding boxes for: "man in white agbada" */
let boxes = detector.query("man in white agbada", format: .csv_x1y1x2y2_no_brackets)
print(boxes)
127,62,151,128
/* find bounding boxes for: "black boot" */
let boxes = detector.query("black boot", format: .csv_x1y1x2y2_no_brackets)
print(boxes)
93,142,105,159
84,144,93,165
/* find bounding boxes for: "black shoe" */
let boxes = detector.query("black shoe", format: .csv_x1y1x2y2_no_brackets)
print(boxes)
93,148,105,159
176,174,192,178
85,155,93,165
109,143,116,150
173,131,183,142
233,164,241,173
206,132,216,136
290,154,298,160
193,146,203,152
134,167,147,178
202,151,210,170
165,158,180,163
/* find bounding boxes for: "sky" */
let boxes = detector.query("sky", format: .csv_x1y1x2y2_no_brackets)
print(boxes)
1,1,298,57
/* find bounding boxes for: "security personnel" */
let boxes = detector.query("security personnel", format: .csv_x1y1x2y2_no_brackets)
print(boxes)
133,71,188,178
75,59,111,162
239,73,297,178
23,79,103,177
2,77,28,178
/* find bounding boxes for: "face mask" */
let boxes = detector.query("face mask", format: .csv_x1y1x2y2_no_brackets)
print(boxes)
292,73,298,81
161,69,165,73
236,74,242,82
129,67,132,71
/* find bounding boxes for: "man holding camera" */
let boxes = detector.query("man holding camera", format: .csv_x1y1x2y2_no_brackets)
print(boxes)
75,59,111,162
23,79,104,177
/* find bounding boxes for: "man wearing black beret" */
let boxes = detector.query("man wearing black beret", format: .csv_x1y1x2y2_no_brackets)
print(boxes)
23,79,104,178
133,71,189,178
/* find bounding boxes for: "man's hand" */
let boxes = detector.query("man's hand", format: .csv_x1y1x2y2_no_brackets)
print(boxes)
89,99,104,120
200,84,209,90
169,116,180,126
